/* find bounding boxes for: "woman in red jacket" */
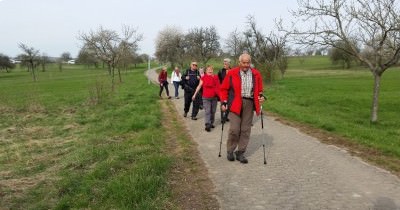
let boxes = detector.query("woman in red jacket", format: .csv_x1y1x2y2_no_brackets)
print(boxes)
192,65,220,132
158,66,172,99
220,53,265,163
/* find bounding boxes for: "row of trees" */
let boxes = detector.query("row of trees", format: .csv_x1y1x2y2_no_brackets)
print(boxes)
3,25,145,87
155,25,220,68
155,16,289,82
2,44,75,77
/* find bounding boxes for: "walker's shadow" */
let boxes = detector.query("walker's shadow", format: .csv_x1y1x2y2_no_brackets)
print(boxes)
373,197,399,210
245,132,274,157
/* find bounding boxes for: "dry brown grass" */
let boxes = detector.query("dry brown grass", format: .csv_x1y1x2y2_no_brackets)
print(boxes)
0,108,83,207
159,99,219,210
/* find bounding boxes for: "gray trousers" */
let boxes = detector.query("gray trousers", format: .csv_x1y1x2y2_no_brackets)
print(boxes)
227,99,254,153
202,97,218,126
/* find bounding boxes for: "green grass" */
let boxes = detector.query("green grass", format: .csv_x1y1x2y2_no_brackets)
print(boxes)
0,64,175,209
266,56,400,160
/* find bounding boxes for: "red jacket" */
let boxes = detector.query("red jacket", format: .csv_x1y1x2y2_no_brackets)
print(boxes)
158,70,168,83
220,67,263,116
201,74,220,98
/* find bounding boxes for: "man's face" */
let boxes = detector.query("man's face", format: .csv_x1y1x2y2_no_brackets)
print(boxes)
223,61,230,69
191,63,198,70
239,56,251,71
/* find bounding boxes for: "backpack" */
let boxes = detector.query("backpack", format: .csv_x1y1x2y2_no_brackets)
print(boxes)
180,68,200,90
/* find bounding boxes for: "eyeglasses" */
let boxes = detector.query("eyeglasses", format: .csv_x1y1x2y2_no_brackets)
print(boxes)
192,64,197,66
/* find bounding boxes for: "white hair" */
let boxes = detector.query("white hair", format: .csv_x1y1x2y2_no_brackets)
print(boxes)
223,58,231,63
239,53,251,62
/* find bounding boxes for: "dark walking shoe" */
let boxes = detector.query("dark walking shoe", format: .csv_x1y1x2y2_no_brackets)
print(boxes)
235,151,248,164
227,152,235,161
191,116,197,120
183,112,188,117
205,123,211,132
168,96,172,99
211,124,215,128
238,156,248,164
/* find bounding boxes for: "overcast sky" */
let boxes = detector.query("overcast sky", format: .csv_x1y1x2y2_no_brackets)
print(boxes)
0,0,298,58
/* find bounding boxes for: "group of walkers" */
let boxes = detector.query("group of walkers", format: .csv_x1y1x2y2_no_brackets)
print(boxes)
157,53,266,164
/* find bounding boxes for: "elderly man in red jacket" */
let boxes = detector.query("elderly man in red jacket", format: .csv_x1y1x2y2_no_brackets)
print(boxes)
220,53,266,164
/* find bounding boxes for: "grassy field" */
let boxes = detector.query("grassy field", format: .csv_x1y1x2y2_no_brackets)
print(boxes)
0,64,176,209
266,56,400,173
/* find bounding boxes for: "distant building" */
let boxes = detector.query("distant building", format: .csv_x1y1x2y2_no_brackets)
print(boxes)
10,59,21,64
67,60,75,64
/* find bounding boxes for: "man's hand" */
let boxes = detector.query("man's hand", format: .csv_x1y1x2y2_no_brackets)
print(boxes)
258,94,266,103
221,102,228,112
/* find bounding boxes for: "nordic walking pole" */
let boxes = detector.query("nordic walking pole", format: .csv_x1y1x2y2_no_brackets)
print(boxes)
261,105,267,164
218,111,227,157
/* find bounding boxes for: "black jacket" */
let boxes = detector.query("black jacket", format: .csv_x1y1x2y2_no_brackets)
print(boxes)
217,68,228,84
181,68,200,92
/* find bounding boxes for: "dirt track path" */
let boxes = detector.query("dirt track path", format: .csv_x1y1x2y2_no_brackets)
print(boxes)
147,69,400,210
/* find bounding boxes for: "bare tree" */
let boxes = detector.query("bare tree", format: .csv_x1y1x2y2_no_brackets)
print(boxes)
61,52,72,61
132,53,147,68
79,26,143,91
0,53,15,72
293,47,307,64
290,0,400,122
40,53,50,72
155,26,186,68
18,43,40,81
185,26,221,66
329,40,360,69
242,16,289,82
224,28,246,61
77,47,99,68
58,52,72,71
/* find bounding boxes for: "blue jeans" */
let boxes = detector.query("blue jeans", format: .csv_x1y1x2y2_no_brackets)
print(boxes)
173,81,180,97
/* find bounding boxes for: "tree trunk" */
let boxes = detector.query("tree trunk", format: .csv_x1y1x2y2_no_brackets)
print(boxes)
118,68,122,83
31,65,37,82
111,65,115,92
370,73,381,123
